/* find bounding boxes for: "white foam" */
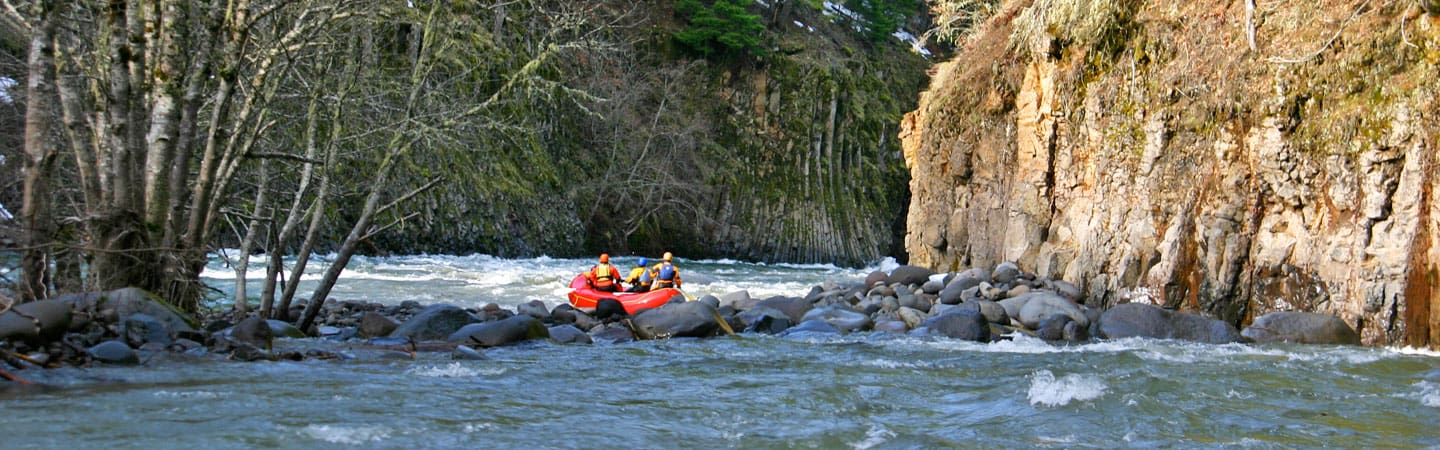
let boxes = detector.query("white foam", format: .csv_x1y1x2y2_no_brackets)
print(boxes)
153,390,226,399
299,424,391,444
405,362,505,378
849,424,895,450
861,358,926,369
1417,381,1440,408
1391,346,1440,358
1027,370,1107,407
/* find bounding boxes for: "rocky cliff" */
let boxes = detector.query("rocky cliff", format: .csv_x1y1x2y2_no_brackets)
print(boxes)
902,0,1440,347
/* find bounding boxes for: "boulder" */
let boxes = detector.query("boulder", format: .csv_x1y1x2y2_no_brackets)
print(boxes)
589,323,636,343
1241,312,1360,345
896,307,928,330
920,279,945,295
630,301,722,339
447,315,549,347
873,319,909,333
1036,314,1073,341
359,312,400,338
550,306,579,325
898,294,931,314
888,265,936,287
230,316,273,349
390,304,481,341
0,299,74,344
923,310,990,342
517,300,551,321
738,306,791,331
592,298,629,322
452,345,489,360
1051,280,1083,302
1098,303,1243,344
267,320,307,339
87,340,140,365
782,319,841,335
744,313,792,334
1015,293,1089,329
718,290,758,311
938,271,986,304
799,306,872,333
547,324,594,344
1063,320,1090,341
864,270,889,287
991,262,1020,284
751,296,813,324
122,313,172,347
956,300,1010,326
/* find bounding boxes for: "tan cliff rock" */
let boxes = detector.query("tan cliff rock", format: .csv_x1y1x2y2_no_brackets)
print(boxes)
902,0,1440,346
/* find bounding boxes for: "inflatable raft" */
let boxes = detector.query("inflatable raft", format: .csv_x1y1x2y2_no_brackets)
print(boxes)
566,274,680,314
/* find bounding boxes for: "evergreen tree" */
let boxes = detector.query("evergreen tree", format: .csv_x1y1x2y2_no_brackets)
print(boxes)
845,0,918,42
674,0,767,58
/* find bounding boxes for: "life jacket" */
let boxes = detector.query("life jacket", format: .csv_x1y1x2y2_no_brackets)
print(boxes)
625,266,650,286
592,264,616,288
653,262,677,287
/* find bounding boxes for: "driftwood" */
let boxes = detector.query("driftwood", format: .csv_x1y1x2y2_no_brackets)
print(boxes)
0,368,34,385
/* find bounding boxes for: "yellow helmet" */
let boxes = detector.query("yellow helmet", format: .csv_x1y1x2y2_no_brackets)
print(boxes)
662,252,673,262
599,253,610,263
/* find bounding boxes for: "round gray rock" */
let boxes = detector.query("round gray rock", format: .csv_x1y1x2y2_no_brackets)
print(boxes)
1242,312,1360,345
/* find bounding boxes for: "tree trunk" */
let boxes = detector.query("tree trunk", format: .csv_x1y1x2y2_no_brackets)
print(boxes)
19,0,60,302
232,160,270,319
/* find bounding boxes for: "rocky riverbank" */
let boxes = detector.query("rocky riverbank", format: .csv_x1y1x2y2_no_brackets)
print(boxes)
1,263,1362,378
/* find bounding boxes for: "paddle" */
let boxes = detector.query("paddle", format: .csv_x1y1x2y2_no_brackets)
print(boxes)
676,287,735,336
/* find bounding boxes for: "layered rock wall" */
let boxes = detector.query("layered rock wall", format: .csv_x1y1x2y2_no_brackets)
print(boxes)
903,0,1440,346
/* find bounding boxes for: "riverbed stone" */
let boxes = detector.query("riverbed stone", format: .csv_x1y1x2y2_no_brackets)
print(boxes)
956,300,1009,326
391,304,481,341
122,313,173,347
1051,280,1083,302
742,311,793,334
631,301,721,339
1098,303,1243,344
230,317,273,349
898,294,930,314
897,306,927,330
718,290,757,311
547,324,593,345
447,315,549,347
88,340,140,365
1016,293,1089,329
517,300,551,321
992,262,1020,284
783,319,841,335
752,296,812,324
589,323,635,343
592,299,628,322
452,345,489,360
267,320,307,339
923,310,990,342
921,279,945,295
888,265,936,287
800,306,872,333
1241,312,1360,345
1036,314,1072,341
874,319,909,333
738,306,790,330
359,312,400,338
865,270,888,287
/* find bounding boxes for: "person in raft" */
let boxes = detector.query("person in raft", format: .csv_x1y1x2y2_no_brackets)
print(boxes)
649,252,682,290
586,253,622,292
624,257,652,293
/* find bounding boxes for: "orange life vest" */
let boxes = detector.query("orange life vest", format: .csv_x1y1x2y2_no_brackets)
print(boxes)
592,264,616,288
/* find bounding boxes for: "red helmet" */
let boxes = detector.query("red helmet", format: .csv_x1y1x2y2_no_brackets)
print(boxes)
599,253,610,263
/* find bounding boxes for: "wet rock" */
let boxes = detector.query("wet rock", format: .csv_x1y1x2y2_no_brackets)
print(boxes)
1051,280,1083,302
547,324,593,344
550,305,579,325
868,285,896,298
1063,320,1090,341
1036,314,1072,341
1242,312,1360,345
589,323,636,343
390,304,481,341
782,319,841,335
592,299,629,322
923,310,990,342
888,265,936,287
719,290,756,311
359,312,400,338
957,300,1010,326
88,340,140,365
517,300,551,321
267,320,307,339
231,317,273,349
799,306,872,333
452,345,489,360
1015,293,1089,329
447,315,549,347
897,307,928,330
921,279,945,295
738,306,790,330
631,301,722,339
899,294,931,313
752,296,813,324
123,313,173,347
1098,303,1243,344
1004,284,1032,299
873,319,909,333
740,312,789,334
991,262,1020,285
864,270,889,287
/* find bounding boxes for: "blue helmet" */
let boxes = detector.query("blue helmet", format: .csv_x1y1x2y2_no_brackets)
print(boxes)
638,257,648,266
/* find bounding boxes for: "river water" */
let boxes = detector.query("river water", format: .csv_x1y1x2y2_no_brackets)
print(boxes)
3,254,1439,448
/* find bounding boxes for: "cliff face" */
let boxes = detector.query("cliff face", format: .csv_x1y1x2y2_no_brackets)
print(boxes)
903,0,1440,346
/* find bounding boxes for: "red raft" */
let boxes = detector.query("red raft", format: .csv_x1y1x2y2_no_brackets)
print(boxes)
566,274,681,314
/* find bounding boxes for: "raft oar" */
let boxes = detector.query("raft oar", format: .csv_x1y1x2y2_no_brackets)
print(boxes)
677,288,734,336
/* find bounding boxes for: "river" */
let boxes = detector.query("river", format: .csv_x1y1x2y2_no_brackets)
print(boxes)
3,254,1439,448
